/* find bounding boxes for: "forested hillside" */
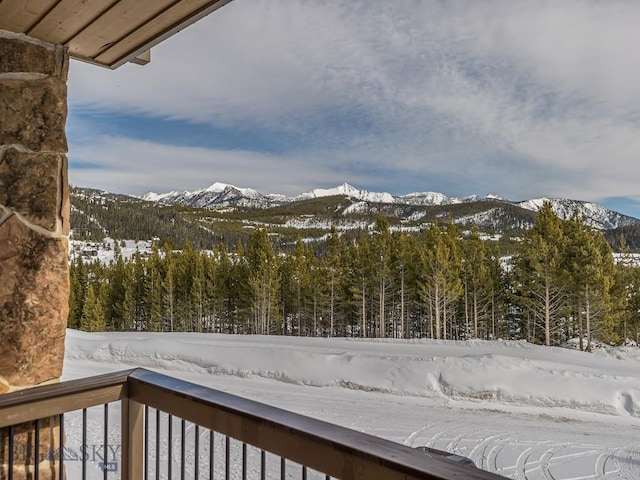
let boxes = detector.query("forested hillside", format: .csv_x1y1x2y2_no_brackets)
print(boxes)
71,188,222,249
70,204,640,349
70,187,546,258
606,224,640,250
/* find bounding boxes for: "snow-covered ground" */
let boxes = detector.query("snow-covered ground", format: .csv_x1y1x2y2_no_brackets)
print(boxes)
63,331,640,479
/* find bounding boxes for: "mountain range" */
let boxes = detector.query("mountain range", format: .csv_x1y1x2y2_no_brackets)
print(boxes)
141,182,639,231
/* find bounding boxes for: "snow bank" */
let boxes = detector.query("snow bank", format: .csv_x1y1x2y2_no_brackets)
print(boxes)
64,331,640,419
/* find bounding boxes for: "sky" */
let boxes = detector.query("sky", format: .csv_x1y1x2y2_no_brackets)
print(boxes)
67,0,640,218
63,330,640,479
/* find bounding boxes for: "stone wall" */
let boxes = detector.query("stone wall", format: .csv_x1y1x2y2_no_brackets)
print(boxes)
0,30,69,392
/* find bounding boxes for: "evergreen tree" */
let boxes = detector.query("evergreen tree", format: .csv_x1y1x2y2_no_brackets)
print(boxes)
513,202,567,346
390,233,413,339
68,256,88,329
247,229,280,334
104,240,129,331
351,236,374,337
146,246,165,332
620,257,640,345
325,226,343,336
292,238,312,335
164,245,177,332
462,226,491,338
417,222,463,340
563,214,615,349
370,216,393,337
81,283,106,332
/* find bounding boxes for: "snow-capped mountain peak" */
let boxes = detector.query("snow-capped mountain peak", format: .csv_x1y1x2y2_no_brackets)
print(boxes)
204,182,231,193
140,190,183,202
516,197,636,230
141,182,275,209
399,191,459,206
485,193,506,201
203,182,261,198
297,183,396,204
138,181,639,230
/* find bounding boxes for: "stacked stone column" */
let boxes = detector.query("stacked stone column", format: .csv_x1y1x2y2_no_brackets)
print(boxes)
0,29,70,479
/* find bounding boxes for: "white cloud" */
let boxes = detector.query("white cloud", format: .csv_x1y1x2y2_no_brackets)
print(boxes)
69,135,359,196
67,0,640,211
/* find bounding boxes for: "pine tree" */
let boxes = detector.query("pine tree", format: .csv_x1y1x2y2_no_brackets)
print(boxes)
485,244,508,339
370,216,392,338
201,253,219,332
146,246,165,332
513,202,567,346
247,229,279,334
227,242,252,333
325,226,342,336
352,236,374,337
621,257,640,346
292,238,312,336
104,240,128,331
461,226,502,339
417,222,463,340
390,233,413,339
81,283,106,332
164,245,176,332
68,256,88,329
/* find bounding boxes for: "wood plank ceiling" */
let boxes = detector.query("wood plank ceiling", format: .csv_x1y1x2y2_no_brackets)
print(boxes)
0,0,233,68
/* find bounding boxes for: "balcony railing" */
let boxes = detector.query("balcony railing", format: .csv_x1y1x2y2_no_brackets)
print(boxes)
0,368,504,479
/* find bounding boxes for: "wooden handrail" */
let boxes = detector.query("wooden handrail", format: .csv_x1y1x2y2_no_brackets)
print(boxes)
128,369,504,480
0,369,134,428
0,368,506,479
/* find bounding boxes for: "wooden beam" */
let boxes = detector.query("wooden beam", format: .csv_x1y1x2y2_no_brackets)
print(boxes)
95,0,233,69
129,48,151,65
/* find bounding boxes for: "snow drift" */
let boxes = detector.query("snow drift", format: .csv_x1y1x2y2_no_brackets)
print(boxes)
64,330,640,419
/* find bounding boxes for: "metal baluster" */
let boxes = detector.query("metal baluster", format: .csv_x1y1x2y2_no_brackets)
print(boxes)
224,436,230,480
82,408,87,480
8,425,14,480
181,419,186,480
59,414,64,480
260,450,266,480
156,409,160,480
302,466,307,480
103,404,108,480
168,415,173,480
280,457,286,480
34,419,40,480
209,430,214,480
194,425,200,480
242,442,247,480
144,406,149,480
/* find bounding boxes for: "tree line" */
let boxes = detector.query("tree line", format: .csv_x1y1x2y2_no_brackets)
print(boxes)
69,203,640,349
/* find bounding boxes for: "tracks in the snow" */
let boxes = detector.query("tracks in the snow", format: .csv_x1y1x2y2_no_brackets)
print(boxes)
404,423,638,479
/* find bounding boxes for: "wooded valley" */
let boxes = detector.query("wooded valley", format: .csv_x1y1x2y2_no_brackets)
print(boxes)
69,202,640,349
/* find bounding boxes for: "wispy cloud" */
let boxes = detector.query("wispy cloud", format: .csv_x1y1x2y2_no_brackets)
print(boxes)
67,0,640,214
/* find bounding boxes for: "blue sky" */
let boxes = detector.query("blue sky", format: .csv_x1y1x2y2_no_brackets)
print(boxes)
67,0,640,218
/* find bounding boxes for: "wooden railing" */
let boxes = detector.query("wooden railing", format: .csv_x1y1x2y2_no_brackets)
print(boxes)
0,368,505,479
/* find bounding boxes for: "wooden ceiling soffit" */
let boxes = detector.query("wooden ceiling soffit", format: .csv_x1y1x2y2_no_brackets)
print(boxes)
0,0,233,69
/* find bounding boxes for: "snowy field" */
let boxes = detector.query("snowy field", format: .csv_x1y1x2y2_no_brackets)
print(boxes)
62,330,640,479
